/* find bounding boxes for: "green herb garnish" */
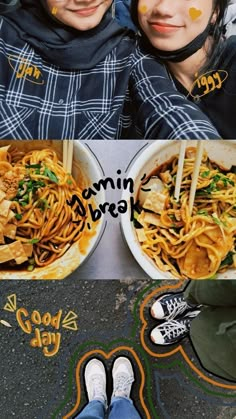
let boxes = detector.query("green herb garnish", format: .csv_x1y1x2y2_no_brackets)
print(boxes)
197,210,209,216
14,179,46,204
25,164,42,169
212,174,221,183
222,177,234,187
43,167,58,184
21,201,28,207
195,190,208,196
201,170,210,178
199,182,219,194
212,216,221,226
213,174,234,187
220,251,235,268
206,183,219,193
199,173,234,195
15,214,22,220
37,199,50,211
212,215,227,227
29,238,40,244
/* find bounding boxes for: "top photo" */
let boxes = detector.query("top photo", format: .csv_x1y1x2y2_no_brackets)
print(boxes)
0,0,235,139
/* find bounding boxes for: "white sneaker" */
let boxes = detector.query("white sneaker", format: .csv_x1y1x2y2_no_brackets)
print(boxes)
112,357,134,399
84,359,107,406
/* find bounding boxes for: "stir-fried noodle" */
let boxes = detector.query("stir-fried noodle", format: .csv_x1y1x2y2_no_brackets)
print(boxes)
0,146,90,269
136,147,236,279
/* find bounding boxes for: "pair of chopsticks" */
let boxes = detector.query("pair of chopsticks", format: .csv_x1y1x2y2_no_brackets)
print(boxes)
174,140,204,215
63,140,74,174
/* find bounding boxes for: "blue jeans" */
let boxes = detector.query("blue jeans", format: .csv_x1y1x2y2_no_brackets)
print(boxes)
75,397,142,419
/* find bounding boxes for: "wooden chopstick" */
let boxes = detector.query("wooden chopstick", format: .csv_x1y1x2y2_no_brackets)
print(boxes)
63,140,67,169
189,140,204,216
67,140,74,174
63,140,74,174
174,141,187,201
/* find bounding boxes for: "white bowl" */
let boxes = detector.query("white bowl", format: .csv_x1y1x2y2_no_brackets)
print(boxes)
0,140,105,280
121,140,236,280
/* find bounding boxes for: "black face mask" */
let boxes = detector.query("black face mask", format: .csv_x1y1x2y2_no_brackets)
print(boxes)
142,22,213,63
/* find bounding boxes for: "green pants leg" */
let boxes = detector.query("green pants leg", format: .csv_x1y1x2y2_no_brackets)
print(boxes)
183,280,236,381
184,280,236,306
190,306,236,381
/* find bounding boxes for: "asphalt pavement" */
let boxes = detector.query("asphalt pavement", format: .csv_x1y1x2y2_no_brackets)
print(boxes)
1,278,236,419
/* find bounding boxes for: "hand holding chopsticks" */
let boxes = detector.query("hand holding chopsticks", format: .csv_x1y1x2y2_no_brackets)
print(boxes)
174,140,204,215
63,140,74,174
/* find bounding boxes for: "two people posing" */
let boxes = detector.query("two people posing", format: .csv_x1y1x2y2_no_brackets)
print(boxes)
0,0,233,139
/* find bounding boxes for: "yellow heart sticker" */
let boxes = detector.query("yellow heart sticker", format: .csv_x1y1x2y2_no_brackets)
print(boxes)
138,4,148,14
51,7,58,15
189,7,202,21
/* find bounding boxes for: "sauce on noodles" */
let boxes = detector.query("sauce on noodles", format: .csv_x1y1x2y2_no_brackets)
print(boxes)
135,147,236,279
0,146,94,270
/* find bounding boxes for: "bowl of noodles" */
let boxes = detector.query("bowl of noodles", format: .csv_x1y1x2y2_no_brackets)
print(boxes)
121,140,236,280
0,140,105,280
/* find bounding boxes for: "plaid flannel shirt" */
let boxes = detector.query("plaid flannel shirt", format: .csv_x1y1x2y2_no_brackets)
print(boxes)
0,17,219,139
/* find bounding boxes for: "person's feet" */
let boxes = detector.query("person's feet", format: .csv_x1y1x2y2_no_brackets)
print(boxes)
84,359,107,406
112,356,134,399
151,292,200,320
150,310,201,345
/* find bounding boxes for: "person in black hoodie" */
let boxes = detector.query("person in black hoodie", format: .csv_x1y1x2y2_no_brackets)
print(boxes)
131,0,236,138
0,0,220,139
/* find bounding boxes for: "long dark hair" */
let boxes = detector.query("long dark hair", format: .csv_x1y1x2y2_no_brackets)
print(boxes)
207,0,230,70
130,0,230,71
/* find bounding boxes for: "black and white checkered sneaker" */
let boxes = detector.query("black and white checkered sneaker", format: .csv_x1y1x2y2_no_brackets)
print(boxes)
151,292,200,320
150,310,201,345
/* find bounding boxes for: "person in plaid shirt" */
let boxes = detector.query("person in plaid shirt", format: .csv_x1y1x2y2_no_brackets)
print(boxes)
0,0,220,139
